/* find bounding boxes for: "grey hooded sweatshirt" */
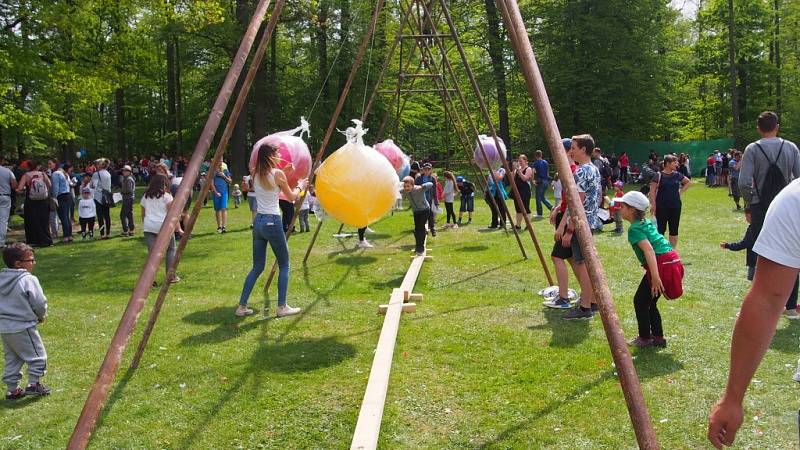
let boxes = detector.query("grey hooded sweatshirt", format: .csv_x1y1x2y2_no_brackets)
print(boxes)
0,269,47,333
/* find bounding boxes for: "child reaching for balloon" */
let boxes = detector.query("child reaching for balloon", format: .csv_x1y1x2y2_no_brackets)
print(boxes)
403,176,433,256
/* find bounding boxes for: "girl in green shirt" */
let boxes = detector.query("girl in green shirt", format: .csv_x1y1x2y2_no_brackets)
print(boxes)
616,191,684,348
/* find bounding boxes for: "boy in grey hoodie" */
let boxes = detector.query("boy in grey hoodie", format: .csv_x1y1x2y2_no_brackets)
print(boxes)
0,243,50,399
402,176,433,256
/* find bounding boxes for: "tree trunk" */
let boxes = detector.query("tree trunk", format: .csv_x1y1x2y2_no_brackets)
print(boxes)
166,35,178,154
774,0,782,115
115,87,127,159
726,0,740,147
175,37,183,153
483,0,510,148
230,0,250,179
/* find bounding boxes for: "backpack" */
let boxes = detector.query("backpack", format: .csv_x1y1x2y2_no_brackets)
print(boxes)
27,172,49,200
754,140,788,207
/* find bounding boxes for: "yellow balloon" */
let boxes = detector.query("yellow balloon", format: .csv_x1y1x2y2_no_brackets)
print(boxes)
315,141,398,228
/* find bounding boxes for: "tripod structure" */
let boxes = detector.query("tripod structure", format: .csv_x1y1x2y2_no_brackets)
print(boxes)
67,1,659,449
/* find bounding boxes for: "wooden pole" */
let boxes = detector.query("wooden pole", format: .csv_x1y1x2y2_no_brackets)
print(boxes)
266,0,387,292
495,1,659,447
66,1,276,448
129,0,287,370
436,0,553,283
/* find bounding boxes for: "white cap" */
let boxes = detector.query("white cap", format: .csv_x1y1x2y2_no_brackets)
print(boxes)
616,191,650,211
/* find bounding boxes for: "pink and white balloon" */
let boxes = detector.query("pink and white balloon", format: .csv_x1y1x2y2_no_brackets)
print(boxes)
250,133,312,200
473,134,507,169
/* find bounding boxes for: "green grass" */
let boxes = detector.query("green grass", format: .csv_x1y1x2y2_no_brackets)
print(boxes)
1,185,798,448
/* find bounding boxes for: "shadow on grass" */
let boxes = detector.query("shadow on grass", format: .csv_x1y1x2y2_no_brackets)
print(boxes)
370,275,406,291
0,393,47,411
254,337,356,373
771,319,800,353
333,255,378,266
479,352,683,447
456,245,489,252
434,260,519,290
528,308,590,348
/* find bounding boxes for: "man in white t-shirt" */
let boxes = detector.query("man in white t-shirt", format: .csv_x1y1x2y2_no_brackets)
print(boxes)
708,178,800,448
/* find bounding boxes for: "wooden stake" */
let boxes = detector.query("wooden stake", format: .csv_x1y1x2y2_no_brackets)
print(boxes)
496,1,659,448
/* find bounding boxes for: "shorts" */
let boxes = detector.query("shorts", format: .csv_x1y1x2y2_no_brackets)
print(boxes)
550,212,573,260
570,233,585,263
213,191,228,211
247,195,257,212
459,195,474,212
656,205,681,236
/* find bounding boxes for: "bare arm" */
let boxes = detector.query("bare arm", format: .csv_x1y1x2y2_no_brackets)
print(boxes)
16,174,29,193
708,257,799,448
636,239,664,296
679,176,691,194
519,167,533,182
274,170,306,202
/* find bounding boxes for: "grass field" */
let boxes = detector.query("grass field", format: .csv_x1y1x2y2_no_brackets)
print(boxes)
1,184,798,449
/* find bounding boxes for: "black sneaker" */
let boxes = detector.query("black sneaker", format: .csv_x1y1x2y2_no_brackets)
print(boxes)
24,382,50,397
5,387,25,400
431,229,437,237
652,337,668,348
221,227,227,233
591,303,599,312
563,307,594,320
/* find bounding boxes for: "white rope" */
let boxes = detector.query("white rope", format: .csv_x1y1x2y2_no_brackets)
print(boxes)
307,7,362,118
362,5,378,114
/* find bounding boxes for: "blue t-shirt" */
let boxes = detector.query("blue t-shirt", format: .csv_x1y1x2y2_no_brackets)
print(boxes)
574,163,601,230
416,174,436,204
532,159,550,181
214,169,230,193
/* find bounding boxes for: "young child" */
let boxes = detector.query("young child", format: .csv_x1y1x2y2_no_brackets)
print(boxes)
403,176,434,256
441,171,460,229
299,192,310,232
552,172,562,206
609,180,625,234
456,176,474,225
720,217,757,281
0,243,50,399
616,191,683,348
78,187,97,240
232,183,242,208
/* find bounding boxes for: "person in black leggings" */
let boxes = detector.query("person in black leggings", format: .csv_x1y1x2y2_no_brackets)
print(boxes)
648,154,691,248
511,154,533,228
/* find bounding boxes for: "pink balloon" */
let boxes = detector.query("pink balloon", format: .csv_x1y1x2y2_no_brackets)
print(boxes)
251,134,312,199
373,139,406,171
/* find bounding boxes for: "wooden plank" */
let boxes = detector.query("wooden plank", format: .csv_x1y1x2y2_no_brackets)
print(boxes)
406,293,423,302
378,303,416,314
352,289,406,450
352,251,428,450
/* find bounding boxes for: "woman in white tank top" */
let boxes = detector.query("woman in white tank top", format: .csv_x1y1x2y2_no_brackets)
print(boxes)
236,142,308,318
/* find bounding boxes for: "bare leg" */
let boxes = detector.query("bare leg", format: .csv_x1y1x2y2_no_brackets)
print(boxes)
569,259,595,308
552,256,570,299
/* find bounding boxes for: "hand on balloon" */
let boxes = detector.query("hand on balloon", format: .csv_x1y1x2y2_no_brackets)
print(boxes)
297,178,308,191
215,192,221,197
284,163,295,173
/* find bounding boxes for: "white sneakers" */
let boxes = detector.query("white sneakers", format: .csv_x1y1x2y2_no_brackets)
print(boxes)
236,304,302,317
783,309,800,319
357,240,374,248
235,305,254,317
277,305,302,317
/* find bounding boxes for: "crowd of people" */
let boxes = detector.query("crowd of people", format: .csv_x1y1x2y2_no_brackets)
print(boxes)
3,112,800,450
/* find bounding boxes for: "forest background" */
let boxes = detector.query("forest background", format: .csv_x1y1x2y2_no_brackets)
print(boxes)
1,0,798,178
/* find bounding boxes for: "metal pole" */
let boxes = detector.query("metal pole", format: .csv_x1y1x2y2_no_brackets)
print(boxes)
129,0,287,370
495,1,659,447
436,0,552,283
66,1,275,448
268,0,387,292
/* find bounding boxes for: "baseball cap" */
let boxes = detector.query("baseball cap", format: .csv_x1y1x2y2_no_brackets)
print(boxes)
122,165,132,171
422,162,432,169
614,191,649,211
561,138,572,150
456,176,464,183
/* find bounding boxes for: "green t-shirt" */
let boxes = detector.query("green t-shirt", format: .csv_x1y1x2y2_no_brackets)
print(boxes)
627,219,673,265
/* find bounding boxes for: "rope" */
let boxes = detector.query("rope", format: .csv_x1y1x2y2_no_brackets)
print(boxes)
362,5,378,114
307,7,362,118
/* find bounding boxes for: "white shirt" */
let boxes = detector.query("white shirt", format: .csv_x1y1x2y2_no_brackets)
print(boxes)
78,198,96,219
753,178,800,269
140,193,173,233
443,179,456,203
253,172,280,215
91,169,112,203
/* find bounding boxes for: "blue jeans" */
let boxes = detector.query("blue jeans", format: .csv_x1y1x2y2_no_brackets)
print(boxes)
239,214,289,307
56,194,73,238
535,179,553,216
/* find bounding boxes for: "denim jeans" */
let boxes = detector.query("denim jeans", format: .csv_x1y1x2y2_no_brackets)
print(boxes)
143,231,176,276
535,179,553,216
56,194,73,238
239,214,289,307
120,197,134,232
